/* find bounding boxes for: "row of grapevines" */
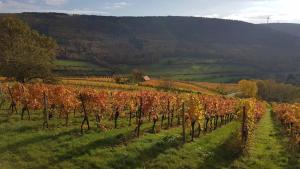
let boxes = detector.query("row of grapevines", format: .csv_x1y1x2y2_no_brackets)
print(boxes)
199,95,238,132
272,103,300,148
182,95,239,141
237,98,267,151
1,82,252,142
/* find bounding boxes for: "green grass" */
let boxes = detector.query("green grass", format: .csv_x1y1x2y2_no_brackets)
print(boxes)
0,106,240,169
1,105,298,169
54,59,257,83
144,122,241,169
127,56,259,83
229,110,300,169
127,66,251,83
54,60,111,76
54,60,106,70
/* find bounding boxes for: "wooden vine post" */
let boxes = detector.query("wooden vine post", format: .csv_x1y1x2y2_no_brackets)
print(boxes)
167,99,170,129
161,113,165,129
170,105,174,127
177,108,181,126
290,123,294,136
128,110,132,126
114,107,120,129
152,114,158,133
7,87,17,116
95,109,102,128
136,97,143,137
0,99,4,110
215,115,219,129
182,102,186,144
196,122,201,137
204,104,209,132
191,119,196,141
21,85,30,120
0,87,5,110
21,104,30,120
43,92,49,129
129,101,137,126
80,94,90,134
241,106,248,145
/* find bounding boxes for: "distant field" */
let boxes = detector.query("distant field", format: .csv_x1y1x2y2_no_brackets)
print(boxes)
141,79,217,95
54,60,112,76
191,82,239,94
54,59,257,83
59,77,209,94
58,77,239,95
60,77,154,91
128,57,259,83
0,74,238,95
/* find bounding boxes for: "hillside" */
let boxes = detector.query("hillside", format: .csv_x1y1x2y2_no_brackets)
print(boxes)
1,13,300,82
262,23,300,38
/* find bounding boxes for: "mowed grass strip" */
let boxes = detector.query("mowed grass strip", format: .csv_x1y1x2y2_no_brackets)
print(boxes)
0,107,181,169
144,122,240,169
0,107,241,169
229,110,300,169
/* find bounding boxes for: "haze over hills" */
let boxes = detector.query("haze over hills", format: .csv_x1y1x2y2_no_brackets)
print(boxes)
1,12,300,82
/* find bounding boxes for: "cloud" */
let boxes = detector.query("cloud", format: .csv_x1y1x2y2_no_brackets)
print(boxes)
0,0,38,12
0,0,300,23
0,0,107,15
221,0,300,23
223,13,269,23
199,14,220,18
55,8,108,15
44,0,68,6
105,1,129,10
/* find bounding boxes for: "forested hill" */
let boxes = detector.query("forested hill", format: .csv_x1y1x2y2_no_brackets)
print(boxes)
1,13,300,81
262,23,300,38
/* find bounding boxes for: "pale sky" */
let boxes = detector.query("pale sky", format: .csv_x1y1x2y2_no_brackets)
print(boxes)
0,0,300,23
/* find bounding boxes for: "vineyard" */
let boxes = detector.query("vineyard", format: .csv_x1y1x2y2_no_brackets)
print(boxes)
0,83,264,140
1,8,300,169
273,103,300,146
0,82,299,169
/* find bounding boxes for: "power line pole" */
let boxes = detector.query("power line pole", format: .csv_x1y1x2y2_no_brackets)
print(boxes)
267,16,271,24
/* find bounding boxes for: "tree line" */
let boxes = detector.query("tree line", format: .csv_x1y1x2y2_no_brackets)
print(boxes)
239,80,300,103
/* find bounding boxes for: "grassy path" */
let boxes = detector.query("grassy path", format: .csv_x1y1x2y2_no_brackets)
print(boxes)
230,110,300,169
143,122,240,169
0,109,240,169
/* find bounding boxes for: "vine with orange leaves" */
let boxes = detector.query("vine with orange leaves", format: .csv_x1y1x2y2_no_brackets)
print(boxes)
273,103,300,149
0,82,258,143
236,98,267,152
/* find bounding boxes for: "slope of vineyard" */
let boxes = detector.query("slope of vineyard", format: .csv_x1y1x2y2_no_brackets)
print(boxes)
0,109,240,169
140,79,217,95
0,82,241,169
190,81,239,95
60,78,154,91
59,77,223,94
0,81,298,169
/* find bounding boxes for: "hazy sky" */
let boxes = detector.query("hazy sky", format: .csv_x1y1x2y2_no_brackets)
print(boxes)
0,0,300,23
